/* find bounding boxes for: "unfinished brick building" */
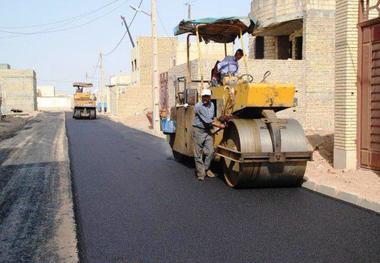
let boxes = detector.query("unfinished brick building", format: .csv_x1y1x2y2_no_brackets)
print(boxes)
110,37,229,117
166,1,335,132
248,0,336,131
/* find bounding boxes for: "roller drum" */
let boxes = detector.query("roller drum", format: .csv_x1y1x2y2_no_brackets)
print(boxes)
222,119,308,188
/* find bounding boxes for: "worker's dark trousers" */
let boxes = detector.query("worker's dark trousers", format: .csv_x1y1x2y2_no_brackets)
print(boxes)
193,127,214,178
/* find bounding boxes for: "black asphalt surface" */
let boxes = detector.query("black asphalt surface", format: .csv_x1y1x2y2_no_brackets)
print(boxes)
66,114,380,263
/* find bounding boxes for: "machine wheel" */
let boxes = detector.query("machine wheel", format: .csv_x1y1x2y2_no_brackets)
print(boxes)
221,119,307,188
168,134,184,162
172,150,184,162
73,109,81,119
90,109,96,119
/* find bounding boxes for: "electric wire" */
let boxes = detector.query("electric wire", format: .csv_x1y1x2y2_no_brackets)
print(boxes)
128,0,143,27
0,0,122,30
91,55,102,80
103,31,128,56
0,0,128,36
157,8,170,37
103,0,143,56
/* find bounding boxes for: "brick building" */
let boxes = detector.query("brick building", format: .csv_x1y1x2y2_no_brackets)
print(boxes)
248,0,336,130
108,74,138,116
110,37,229,117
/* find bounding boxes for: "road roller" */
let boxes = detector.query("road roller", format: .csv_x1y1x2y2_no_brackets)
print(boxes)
73,82,97,119
166,17,312,188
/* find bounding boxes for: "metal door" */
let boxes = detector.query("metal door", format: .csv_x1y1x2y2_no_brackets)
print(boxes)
359,1,380,170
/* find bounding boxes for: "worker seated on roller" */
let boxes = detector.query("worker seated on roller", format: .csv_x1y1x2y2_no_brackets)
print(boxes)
211,49,244,85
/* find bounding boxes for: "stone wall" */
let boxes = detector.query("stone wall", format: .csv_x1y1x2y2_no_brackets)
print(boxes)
0,69,37,113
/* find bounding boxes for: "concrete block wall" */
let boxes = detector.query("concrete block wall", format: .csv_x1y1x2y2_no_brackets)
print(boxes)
167,59,210,109
303,6,336,131
0,64,10,70
109,85,119,115
334,0,359,169
264,36,277,59
176,42,233,66
110,74,131,85
0,69,37,113
167,58,309,127
37,85,55,97
37,96,72,110
116,86,152,117
248,0,336,131
123,37,231,118
305,0,336,11
246,59,307,124
250,0,304,27
131,37,177,87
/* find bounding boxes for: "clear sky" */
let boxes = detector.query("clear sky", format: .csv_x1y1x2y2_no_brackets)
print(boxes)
0,0,251,94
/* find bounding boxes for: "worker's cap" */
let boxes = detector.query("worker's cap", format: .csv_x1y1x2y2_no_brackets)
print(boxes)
201,89,212,97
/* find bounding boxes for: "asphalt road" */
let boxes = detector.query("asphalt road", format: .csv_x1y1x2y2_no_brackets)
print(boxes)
66,114,380,263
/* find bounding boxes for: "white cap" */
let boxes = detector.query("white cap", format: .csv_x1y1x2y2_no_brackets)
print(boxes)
201,89,212,97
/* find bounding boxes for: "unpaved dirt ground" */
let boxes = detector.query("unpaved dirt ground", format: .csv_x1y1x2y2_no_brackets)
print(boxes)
0,111,78,262
305,130,380,204
0,114,35,140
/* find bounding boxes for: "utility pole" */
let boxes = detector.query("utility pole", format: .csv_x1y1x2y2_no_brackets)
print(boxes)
121,16,136,48
99,51,105,112
151,0,160,132
185,1,194,19
186,2,191,19
129,1,159,131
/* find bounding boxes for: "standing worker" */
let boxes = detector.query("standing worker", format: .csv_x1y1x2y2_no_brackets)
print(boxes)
193,89,225,181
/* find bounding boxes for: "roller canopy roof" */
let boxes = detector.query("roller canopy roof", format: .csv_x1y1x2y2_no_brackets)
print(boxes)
73,82,93,88
174,16,256,43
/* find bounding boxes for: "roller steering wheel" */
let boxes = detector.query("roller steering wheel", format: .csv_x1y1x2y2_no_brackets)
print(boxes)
238,73,254,83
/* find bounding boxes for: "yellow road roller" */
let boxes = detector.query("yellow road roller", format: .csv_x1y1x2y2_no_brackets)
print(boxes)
73,82,97,119
167,17,312,188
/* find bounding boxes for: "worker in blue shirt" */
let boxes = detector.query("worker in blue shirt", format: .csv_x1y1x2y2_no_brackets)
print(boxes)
218,49,244,74
193,89,225,181
211,49,244,85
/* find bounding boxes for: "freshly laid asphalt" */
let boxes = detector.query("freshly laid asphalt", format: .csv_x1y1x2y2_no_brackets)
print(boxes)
66,113,380,263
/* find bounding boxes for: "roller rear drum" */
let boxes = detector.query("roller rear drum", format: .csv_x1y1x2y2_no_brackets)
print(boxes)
220,119,309,188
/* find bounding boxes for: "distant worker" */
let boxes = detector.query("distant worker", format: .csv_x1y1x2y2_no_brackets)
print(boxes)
193,89,225,181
